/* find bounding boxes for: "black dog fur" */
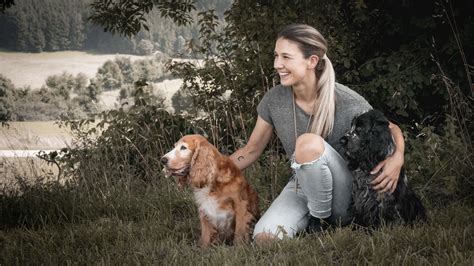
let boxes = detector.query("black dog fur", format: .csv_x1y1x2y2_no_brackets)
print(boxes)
340,109,426,227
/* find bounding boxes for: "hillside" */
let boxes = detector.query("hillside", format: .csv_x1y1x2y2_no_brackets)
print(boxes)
0,0,232,56
0,51,143,89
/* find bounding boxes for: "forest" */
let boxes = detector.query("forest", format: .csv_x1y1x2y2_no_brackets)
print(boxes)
0,0,231,55
1,0,473,264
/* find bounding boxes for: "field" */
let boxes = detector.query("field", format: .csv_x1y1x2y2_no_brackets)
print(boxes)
0,121,72,188
0,51,144,89
0,52,472,265
0,121,73,150
0,50,184,111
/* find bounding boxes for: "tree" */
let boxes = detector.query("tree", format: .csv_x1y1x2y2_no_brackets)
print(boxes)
45,72,75,100
114,56,135,84
31,19,46,52
174,35,186,56
0,74,15,121
132,59,162,83
15,12,28,51
73,73,89,93
70,13,85,50
81,78,102,103
136,39,154,55
89,0,197,37
96,60,124,91
46,12,61,51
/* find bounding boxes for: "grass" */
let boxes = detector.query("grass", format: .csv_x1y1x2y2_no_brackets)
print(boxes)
1,170,472,265
0,121,73,150
0,157,59,189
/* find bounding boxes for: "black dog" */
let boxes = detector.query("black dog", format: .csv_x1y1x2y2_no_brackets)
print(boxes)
340,109,426,227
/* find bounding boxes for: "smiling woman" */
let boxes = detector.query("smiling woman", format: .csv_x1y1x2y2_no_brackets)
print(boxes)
229,24,406,241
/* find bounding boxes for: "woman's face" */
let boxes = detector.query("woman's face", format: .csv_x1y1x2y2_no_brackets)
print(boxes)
274,38,317,89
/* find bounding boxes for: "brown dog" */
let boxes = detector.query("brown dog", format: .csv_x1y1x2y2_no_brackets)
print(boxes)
161,134,259,248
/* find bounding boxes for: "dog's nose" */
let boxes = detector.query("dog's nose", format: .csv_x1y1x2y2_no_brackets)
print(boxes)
340,136,347,146
160,156,168,165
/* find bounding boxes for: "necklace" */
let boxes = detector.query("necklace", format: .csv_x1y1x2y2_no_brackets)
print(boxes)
292,89,314,143
292,88,315,192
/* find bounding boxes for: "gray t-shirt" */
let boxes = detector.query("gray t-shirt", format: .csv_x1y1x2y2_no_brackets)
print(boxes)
257,82,372,157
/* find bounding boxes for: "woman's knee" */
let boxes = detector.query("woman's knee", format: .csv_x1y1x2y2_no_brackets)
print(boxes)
294,133,325,163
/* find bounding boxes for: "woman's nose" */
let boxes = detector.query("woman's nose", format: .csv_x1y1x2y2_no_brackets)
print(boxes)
274,57,282,69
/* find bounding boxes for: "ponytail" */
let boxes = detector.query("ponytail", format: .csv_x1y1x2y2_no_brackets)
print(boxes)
310,54,335,138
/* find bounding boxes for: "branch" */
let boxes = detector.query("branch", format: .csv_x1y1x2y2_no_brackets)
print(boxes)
89,0,196,37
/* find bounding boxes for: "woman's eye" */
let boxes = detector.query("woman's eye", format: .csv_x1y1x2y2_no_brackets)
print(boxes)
180,145,187,151
356,127,362,132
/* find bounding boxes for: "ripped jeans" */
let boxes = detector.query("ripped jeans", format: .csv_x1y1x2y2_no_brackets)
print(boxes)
253,141,353,239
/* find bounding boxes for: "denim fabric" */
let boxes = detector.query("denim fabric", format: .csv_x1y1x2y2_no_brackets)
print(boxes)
253,141,353,239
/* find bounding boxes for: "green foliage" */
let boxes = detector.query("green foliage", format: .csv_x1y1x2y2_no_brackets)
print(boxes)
132,58,164,83
56,83,192,185
404,87,473,204
89,0,196,37
96,60,124,91
2,52,174,121
1,71,103,121
72,73,89,93
0,0,232,56
136,39,154,55
113,56,135,84
45,72,76,100
0,74,15,121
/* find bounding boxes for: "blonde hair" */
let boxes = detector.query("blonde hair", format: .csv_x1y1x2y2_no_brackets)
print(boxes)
278,24,335,138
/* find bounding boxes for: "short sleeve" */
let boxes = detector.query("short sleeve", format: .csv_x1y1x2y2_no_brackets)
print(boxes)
257,92,274,126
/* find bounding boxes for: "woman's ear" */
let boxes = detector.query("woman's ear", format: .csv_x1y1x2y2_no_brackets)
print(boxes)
308,54,319,69
189,141,217,188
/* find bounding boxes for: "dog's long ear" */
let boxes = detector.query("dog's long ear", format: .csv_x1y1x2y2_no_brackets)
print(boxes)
370,111,389,132
371,114,395,162
189,141,217,188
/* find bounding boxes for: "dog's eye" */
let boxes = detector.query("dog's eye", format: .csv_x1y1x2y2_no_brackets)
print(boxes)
180,145,187,151
356,127,363,132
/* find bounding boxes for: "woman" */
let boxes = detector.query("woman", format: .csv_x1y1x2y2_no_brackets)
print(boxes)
230,24,405,241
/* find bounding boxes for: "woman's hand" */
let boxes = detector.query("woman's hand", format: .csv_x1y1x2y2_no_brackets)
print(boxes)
370,121,405,194
370,152,404,194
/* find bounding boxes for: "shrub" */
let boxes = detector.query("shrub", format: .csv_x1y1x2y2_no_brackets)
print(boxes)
136,39,154,55
96,60,124,91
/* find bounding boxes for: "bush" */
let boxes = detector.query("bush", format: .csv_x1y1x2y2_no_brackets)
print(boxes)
96,60,124,91
136,39,154,55
0,74,15,121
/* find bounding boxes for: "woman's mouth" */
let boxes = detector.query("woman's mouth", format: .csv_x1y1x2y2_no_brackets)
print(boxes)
279,72,290,78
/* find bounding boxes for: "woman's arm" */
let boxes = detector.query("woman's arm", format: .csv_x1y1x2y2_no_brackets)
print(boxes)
230,116,274,170
370,122,405,193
